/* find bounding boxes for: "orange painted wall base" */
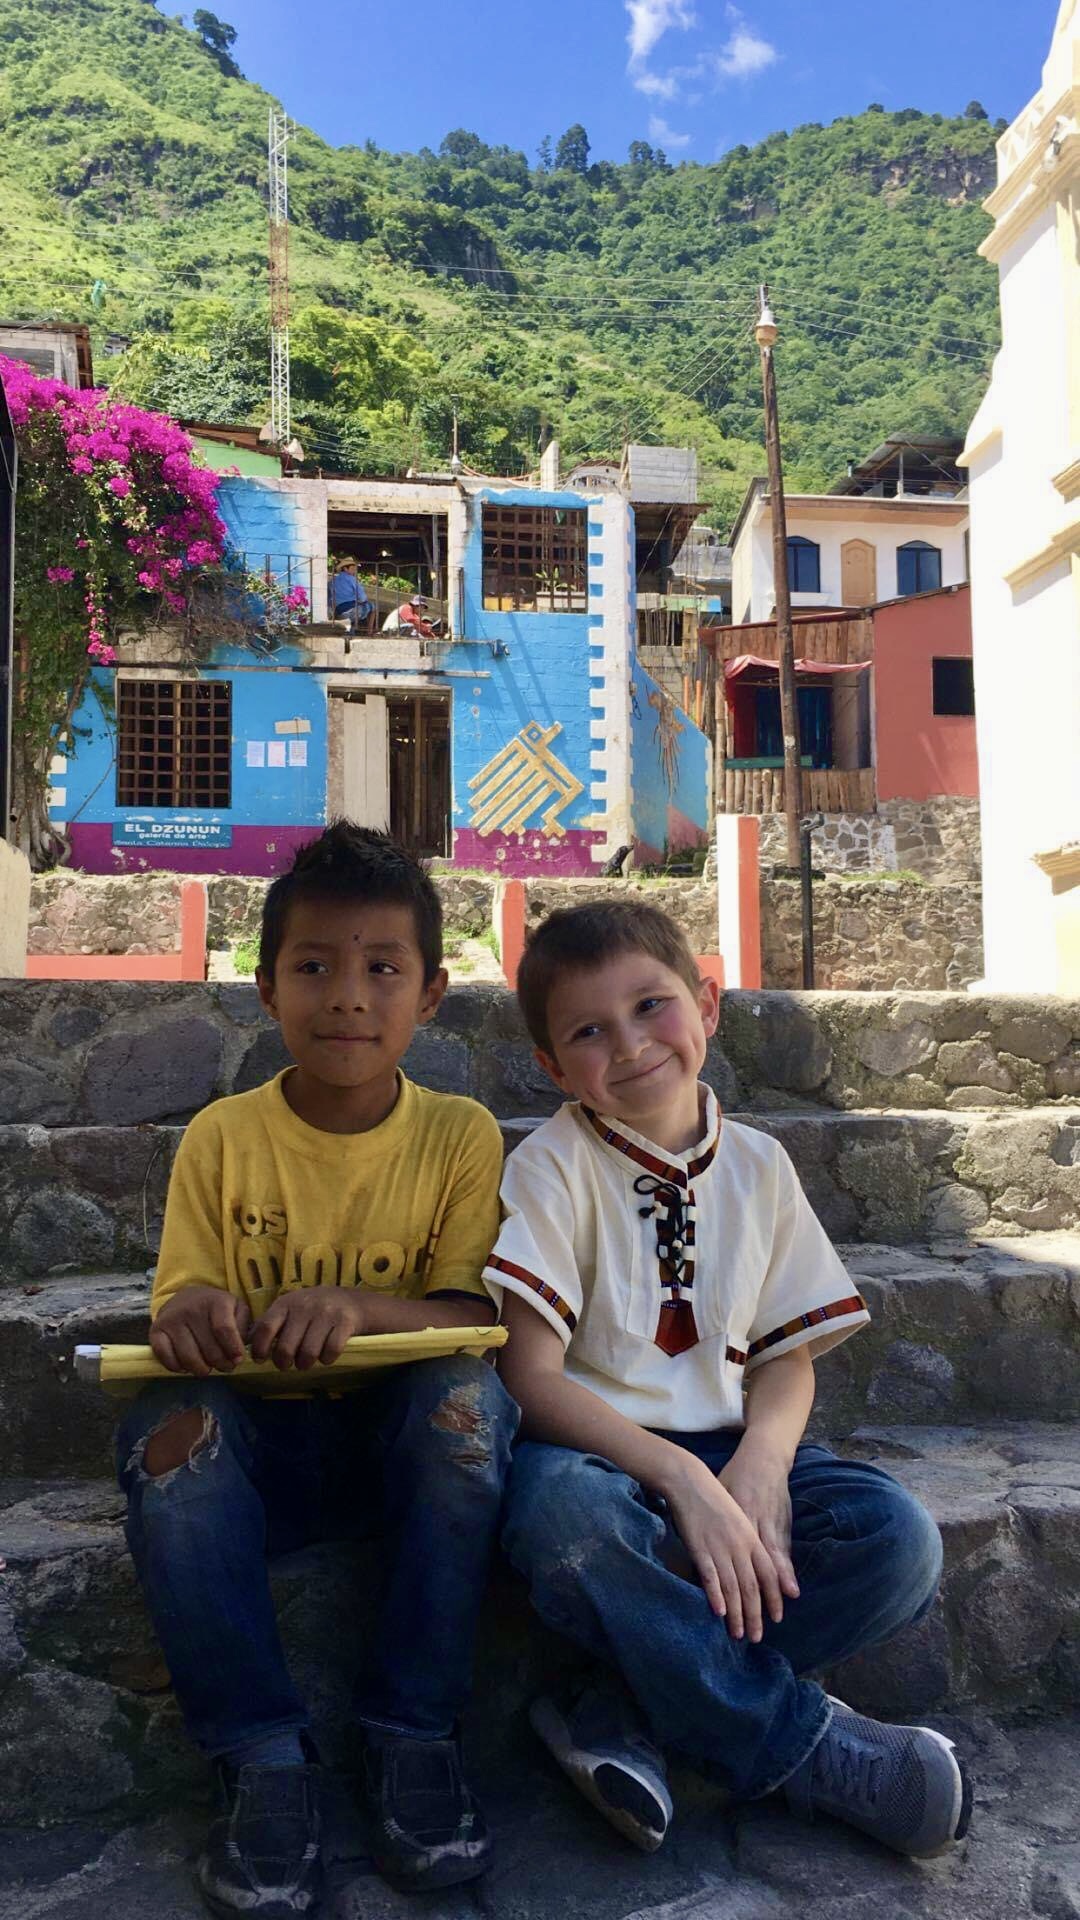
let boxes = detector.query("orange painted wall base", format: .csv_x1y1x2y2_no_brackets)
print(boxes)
26,881,209,983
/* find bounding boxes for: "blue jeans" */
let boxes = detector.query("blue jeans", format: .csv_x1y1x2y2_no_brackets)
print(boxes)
502,1432,942,1801
117,1356,518,1757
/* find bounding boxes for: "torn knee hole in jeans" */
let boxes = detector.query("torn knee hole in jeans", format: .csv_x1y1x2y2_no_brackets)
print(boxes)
429,1382,493,1469
127,1409,220,1488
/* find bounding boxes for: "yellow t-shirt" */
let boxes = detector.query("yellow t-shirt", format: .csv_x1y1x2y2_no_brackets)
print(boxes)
151,1070,503,1322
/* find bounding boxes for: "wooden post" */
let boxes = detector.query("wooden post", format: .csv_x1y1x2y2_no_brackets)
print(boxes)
756,287,803,868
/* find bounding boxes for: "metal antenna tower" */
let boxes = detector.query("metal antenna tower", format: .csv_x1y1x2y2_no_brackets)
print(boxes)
268,106,292,447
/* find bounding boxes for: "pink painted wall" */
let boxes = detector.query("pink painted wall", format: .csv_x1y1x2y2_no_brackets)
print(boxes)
873,586,979,803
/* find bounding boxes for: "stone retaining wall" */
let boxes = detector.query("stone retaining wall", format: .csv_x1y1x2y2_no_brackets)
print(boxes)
28,870,498,957
761,876,983,992
757,796,981,883
1,981,1078,1129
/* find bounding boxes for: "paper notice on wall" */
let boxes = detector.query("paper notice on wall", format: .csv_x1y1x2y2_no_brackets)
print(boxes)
267,741,287,768
246,740,266,767
275,718,312,735
288,739,308,767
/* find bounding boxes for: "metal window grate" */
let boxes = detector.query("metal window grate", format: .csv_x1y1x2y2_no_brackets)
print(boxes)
482,505,587,610
116,678,232,809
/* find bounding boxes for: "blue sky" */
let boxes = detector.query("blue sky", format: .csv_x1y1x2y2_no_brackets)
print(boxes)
210,0,1059,164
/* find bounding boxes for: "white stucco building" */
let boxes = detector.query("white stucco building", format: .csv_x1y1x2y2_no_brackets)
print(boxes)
960,0,1080,989
730,456,969,627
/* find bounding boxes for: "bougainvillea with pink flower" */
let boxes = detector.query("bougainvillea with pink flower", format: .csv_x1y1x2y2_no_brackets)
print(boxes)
1,353,230,865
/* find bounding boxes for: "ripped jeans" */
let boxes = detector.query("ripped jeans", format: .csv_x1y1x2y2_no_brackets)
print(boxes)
116,1356,518,1757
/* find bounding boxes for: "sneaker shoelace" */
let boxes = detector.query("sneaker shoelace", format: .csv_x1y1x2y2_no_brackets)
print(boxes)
814,1727,885,1813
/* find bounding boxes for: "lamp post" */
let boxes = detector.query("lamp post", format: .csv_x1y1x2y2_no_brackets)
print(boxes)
755,286,802,868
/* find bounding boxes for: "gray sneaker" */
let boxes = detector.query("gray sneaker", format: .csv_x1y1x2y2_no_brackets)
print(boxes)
530,1687,673,1853
783,1697,972,1857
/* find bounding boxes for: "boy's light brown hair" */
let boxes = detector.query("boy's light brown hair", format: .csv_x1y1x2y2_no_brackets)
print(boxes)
516,900,703,1056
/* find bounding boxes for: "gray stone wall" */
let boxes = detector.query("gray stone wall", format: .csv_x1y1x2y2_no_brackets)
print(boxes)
756,796,981,883
2,984,1080,1272
521,876,717,956
761,876,983,992
28,873,185,956
28,869,498,957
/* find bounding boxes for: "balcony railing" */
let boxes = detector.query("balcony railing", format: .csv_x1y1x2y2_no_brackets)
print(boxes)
720,764,876,815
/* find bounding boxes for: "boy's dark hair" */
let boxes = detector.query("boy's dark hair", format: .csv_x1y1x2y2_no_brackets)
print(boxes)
516,899,702,1054
258,821,443,982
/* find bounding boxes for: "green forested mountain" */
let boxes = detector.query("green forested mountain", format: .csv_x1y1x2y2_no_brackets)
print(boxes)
0,0,1003,522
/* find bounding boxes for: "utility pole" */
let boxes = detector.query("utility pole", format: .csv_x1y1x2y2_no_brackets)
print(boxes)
0,376,16,841
755,285,802,870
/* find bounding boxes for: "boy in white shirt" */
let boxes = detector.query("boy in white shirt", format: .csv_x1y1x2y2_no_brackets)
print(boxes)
486,901,971,1861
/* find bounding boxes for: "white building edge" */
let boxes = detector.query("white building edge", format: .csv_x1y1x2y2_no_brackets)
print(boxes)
960,0,1080,989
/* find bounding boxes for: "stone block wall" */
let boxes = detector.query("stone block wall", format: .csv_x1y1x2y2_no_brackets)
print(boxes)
28,873,185,956
757,796,981,883
521,876,718,955
761,876,983,992
28,870,498,958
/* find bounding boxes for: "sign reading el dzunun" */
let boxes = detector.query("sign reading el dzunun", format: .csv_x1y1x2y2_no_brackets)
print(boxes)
113,816,232,848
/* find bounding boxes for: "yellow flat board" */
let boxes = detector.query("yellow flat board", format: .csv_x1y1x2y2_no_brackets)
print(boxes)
90,1325,507,1397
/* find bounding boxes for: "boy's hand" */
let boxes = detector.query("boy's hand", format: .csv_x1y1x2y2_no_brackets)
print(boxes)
718,1436,800,1612
662,1453,785,1642
151,1286,253,1377
248,1288,369,1371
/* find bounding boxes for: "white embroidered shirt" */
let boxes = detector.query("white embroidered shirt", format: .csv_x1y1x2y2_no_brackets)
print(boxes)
483,1089,868,1432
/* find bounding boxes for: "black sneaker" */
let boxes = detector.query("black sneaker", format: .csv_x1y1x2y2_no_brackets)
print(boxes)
783,1697,973,1858
196,1761,322,1918
358,1728,492,1891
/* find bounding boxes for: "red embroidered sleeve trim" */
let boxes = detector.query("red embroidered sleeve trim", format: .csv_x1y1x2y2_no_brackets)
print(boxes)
747,1293,867,1359
486,1255,578,1332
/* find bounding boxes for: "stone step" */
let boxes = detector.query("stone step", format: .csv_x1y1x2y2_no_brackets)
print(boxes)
4,1237,1080,1481
3,1105,1080,1285
2,1420,1079,1828
3,983,1080,1135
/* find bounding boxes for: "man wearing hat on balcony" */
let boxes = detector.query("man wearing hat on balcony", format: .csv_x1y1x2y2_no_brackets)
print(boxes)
329,558,373,634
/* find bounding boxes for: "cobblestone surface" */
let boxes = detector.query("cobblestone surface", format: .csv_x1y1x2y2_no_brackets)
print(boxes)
0,1714,1075,1920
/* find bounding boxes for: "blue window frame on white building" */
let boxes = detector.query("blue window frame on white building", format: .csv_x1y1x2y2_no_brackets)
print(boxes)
786,535,821,593
897,540,942,597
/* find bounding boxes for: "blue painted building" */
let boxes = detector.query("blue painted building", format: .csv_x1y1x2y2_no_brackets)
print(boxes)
52,459,711,877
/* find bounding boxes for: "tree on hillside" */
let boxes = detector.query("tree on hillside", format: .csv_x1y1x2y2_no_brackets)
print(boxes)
440,129,486,167
537,135,553,172
555,124,590,174
192,9,240,77
964,100,988,120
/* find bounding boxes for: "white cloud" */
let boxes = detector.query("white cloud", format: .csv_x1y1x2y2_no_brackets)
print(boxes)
634,67,682,99
648,114,692,150
715,25,777,78
625,0,697,66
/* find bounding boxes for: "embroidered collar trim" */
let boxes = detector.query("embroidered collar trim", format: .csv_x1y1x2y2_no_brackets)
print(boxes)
579,1089,721,1188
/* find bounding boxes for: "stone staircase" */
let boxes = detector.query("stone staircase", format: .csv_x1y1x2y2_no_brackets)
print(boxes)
3,980,1080,1917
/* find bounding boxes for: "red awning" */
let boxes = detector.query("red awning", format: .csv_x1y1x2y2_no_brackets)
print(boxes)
724,654,872,681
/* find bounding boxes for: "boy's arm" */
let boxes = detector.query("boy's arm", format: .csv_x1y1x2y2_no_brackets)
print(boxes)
717,1346,815,1605
499,1293,785,1643
151,1116,252,1376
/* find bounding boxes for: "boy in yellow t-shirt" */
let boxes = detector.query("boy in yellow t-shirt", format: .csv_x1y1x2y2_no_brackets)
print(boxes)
116,824,517,1919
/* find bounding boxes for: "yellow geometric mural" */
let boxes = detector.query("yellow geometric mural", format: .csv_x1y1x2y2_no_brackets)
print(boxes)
468,721,584,839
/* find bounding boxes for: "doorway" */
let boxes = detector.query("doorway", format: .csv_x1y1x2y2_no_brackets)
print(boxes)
387,692,450,857
841,539,877,607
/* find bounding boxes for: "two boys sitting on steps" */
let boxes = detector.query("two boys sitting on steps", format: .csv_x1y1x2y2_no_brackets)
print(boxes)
117,822,971,1919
